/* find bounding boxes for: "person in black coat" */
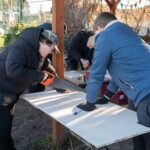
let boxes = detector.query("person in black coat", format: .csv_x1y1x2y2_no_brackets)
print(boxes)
67,30,95,70
28,23,52,93
29,22,68,93
0,27,59,150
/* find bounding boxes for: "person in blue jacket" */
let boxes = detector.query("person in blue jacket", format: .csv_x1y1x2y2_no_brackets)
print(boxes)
0,27,59,150
77,12,150,150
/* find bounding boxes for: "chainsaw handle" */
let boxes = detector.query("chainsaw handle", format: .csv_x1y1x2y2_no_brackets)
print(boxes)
40,70,55,86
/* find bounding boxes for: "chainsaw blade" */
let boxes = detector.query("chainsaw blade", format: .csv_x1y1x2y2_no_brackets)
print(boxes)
49,77,86,93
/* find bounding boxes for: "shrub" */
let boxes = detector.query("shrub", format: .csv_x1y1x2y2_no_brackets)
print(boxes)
3,21,37,47
0,34,4,49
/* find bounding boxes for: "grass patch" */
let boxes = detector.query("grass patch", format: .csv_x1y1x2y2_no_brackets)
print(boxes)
29,133,72,150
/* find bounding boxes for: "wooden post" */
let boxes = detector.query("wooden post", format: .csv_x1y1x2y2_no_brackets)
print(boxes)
52,0,64,142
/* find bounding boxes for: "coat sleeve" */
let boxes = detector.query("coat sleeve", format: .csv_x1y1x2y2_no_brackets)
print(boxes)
5,46,44,83
68,31,85,61
86,32,112,103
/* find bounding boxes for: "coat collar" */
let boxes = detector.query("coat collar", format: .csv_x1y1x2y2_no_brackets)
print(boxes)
104,20,120,30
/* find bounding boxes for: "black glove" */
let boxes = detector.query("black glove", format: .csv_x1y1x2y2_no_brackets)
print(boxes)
104,89,114,98
55,88,66,93
77,102,96,111
95,89,114,104
95,96,109,104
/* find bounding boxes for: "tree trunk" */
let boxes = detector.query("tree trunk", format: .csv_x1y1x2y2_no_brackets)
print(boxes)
105,0,121,15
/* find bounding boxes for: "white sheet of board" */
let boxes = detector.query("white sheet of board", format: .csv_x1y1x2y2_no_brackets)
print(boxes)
21,91,150,148
64,70,111,85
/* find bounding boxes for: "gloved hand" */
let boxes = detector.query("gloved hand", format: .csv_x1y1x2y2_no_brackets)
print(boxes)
55,88,66,93
95,96,109,104
95,89,114,104
77,101,96,111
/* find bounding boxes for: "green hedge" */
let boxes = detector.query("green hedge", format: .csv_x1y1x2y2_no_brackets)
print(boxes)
0,21,71,53
3,22,37,47
0,34,4,49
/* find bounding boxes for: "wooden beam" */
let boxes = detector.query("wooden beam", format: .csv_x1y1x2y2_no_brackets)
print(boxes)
52,0,64,142
52,0,64,78
52,119,64,142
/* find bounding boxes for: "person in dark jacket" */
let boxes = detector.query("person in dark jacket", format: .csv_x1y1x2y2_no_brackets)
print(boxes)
0,27,59,150
68,30,95,70
28,23,52,93
29,22,68,93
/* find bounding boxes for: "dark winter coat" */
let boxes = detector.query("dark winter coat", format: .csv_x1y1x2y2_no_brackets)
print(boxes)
68,30,94,63
0,27,45,106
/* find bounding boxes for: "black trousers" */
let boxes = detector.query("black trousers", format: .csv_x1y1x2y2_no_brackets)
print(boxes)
128,98,150,150
0,105,15,150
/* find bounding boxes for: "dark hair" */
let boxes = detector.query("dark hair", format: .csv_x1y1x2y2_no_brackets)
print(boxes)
39,34,52,45
93,12,117,30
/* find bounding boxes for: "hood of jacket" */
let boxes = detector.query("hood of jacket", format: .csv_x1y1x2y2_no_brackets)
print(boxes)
19,27,43,54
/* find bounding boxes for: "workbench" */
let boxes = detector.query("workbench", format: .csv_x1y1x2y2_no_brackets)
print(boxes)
21,90,150,149
64,70,111,85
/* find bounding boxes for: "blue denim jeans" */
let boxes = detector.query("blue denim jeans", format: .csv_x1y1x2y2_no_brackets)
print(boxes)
136,95,150,150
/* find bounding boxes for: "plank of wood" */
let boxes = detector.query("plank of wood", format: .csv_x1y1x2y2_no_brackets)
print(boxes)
21,91,150,148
